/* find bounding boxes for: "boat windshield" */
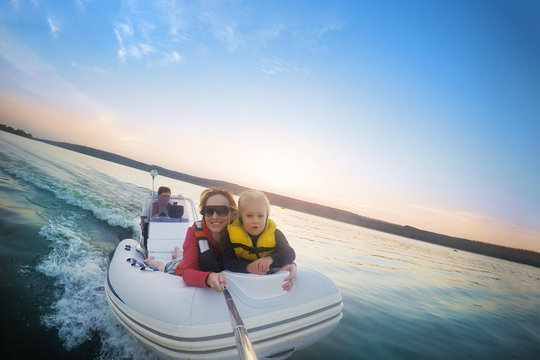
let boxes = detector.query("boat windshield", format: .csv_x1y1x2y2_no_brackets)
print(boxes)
142,195,188,223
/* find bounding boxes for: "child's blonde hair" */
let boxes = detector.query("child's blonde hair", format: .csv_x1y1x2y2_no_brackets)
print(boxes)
238,190,271,217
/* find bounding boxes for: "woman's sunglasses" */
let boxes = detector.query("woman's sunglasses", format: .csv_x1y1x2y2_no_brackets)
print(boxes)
202,205,231,217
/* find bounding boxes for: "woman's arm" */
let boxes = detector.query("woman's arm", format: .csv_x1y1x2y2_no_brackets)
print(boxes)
181,227,211,287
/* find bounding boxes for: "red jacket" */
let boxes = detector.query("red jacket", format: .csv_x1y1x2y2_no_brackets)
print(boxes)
181,219,223,287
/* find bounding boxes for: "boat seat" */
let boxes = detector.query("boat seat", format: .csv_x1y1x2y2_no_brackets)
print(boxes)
147,221,189,264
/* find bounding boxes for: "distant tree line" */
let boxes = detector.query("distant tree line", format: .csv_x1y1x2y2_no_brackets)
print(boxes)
23,137,540,269
0,124,33,139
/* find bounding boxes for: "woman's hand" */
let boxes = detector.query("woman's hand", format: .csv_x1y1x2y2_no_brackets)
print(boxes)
206,272,227,292
280,262,297,291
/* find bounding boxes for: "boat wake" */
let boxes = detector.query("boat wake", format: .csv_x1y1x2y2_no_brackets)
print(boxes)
36,215,162,359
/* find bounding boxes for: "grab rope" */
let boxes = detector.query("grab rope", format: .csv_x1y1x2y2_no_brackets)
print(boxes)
126,257,158,271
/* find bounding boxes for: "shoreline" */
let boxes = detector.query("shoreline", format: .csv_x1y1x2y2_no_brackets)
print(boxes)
0,125,537,269
33,137,540,269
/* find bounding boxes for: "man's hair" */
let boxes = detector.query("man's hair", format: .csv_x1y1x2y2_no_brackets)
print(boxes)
157,186,171,195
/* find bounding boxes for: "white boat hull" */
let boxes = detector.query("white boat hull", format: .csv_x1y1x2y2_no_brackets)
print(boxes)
105,238,343,359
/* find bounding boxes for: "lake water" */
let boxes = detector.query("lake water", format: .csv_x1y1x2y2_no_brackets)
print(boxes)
1,131,539,360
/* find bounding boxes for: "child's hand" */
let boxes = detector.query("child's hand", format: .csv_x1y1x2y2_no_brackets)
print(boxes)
247,256,274,274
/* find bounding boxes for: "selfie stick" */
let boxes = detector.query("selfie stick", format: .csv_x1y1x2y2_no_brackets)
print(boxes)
223,286,257,360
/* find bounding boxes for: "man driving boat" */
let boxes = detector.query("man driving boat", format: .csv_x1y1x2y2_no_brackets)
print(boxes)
143,186,172,218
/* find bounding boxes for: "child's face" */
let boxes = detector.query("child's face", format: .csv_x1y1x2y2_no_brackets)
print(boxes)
241,199,267,236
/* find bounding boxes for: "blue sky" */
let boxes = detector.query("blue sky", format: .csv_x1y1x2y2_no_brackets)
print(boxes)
0,0,539,251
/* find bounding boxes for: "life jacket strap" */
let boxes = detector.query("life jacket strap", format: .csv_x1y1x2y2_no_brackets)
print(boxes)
194,220,221,272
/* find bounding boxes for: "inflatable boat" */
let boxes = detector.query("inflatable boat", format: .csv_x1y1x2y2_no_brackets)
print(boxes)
105,188,343,359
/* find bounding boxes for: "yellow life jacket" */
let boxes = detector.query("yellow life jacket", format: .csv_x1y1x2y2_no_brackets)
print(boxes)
227,218,276,261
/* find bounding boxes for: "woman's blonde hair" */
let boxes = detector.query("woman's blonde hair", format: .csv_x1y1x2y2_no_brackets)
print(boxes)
199,188,238,219
238,190,271,217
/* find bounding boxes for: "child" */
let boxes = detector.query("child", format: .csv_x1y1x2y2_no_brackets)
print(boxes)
223,190,295,274
144,246,184,275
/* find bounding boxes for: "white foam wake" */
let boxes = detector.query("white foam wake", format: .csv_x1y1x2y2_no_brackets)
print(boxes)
37,215,160,359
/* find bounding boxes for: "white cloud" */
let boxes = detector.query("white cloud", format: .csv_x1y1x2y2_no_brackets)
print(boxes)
160,51,183,65
216,25,240,53
124,43,153,59
71,62,108,75
47,17,60,38
201,11,242,53
253,24,284,43
117,47,127,61
115,23,133,41
154,0,187,36
293,23,343,49
114,28,122,44
312,24,343,39
114,23,157,61
260,58,310,76
75,0,88,12
127,45,141,58
114,28,126,61
138,43,153,55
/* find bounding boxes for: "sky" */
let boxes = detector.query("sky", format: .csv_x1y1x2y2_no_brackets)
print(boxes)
0,0,539,252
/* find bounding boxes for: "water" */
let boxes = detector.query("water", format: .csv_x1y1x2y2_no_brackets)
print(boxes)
1,131,539,360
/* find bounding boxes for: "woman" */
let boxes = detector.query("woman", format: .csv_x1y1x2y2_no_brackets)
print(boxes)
182,188,296,292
